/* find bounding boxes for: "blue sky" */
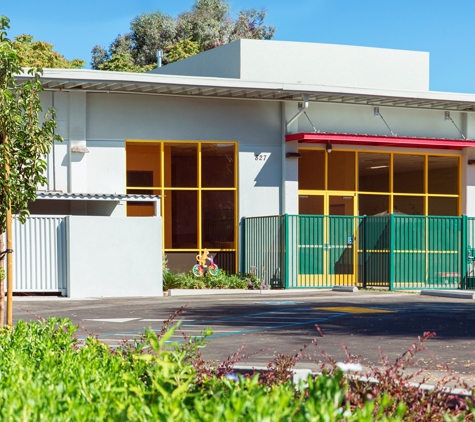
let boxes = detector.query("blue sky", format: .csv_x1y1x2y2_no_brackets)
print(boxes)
2,0,474,93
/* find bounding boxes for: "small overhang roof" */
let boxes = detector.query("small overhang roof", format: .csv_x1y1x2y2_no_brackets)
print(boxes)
286,132,475,150
36,192,161,201
16,68,475,113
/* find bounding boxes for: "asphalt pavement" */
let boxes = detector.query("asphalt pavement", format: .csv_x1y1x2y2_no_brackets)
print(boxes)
10,289,475,386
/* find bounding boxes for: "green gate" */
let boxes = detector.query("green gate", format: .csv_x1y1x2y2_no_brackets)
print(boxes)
242,214,472,290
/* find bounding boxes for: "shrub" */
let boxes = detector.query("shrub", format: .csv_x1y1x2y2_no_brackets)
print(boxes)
163,269,263,290
2,313,472,420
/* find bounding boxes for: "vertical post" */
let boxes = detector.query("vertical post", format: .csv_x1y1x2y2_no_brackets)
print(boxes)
285,214,289,289
241,217,246,274
461,214,467,290
389,213,395,291
362,216,367,289
4,134,13,325
6,206,12,325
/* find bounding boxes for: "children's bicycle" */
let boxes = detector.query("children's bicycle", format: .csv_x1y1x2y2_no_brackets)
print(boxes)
193,249,219,277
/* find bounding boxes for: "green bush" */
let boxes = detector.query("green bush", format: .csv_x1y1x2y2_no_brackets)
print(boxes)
0,317,471,420
163,270,254,290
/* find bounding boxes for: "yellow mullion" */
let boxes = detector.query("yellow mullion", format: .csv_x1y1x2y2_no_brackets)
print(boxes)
389,152,394,214
424,155,428,215
160,142,165,254
324,149,328,191
198,143,202,254
234,143,239,272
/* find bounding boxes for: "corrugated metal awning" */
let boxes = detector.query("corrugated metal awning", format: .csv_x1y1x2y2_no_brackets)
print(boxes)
36,192,161,201
15,69,475,113
285,132,475,150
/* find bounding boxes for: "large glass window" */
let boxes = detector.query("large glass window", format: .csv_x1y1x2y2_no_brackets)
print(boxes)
393,154,424,194
298,150,325,190
358,153,390,192
298,148,460,217
126,141,237,273
428,156,458,195
328,151,355,191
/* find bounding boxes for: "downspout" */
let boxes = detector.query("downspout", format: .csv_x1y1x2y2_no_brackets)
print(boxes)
52,91,56,191
286,94,309,134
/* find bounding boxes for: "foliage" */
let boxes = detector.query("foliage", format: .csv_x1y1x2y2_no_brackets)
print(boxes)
166,39,200,64
0,16,61,228
163,268,271,291
91,0,275,71
12,34,84,69
164,270,249,290
94,51,154,73
0,311,472,420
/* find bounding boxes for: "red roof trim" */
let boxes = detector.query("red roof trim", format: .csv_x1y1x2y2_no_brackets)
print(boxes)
285,132,475,150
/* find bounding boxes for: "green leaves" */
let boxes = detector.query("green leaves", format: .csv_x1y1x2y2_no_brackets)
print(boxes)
0,17,60,231
91,0,275,71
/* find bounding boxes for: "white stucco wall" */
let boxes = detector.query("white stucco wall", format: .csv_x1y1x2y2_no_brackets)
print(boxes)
67,216,162,298
152,39,429,92
288,101,465,140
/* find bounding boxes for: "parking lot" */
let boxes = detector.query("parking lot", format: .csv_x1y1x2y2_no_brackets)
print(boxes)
11,290,475,385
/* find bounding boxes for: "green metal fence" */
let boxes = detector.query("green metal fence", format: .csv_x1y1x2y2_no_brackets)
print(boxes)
242,214,474,290
241,215,286,288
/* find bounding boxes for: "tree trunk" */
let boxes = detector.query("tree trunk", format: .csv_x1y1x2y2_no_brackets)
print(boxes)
0,230,5,326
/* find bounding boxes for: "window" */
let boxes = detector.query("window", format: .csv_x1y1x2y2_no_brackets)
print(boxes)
126,141,237,273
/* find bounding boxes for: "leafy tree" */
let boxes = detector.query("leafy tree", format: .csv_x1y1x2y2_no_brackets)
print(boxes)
91,0,275,71
166,39,200,64
12,34,84,69
0,16,60,324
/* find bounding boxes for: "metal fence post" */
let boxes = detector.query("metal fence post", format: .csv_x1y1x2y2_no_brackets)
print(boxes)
241,217,246,274
285,214,289,289
389,213,395,291
461,214,467,290
362,215,367,289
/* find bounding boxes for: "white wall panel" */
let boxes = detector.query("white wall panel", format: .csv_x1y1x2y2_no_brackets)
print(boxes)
11,217,67,293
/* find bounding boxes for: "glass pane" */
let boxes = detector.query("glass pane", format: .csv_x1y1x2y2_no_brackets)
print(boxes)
329,195,354,216
165,252,200,274
428,156,459,194
298,150,325,190
394,154,424,193
164,190,197,249
202,191,235,249
328,151,355,191
358,194,389,216
202,144,235,187
393,196,424,215
358,153,390,192
428,197,458,216
126,143,160,187
164,144,197,187
299,195,324,214
126,188,160,217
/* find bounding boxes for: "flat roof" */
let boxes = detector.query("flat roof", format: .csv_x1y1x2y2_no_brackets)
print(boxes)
17,68,475,113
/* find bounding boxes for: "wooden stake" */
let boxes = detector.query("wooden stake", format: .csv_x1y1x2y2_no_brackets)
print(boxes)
6,205,12,325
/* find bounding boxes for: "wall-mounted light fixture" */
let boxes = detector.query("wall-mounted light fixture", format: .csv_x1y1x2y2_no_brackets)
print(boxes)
326,141,332,153
286,152,302,158
71,145,89,153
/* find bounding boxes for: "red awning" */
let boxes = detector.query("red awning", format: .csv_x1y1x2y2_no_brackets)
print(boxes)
285,132,475,150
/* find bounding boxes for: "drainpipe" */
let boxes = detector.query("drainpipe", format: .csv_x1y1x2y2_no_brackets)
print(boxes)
286,94,309,134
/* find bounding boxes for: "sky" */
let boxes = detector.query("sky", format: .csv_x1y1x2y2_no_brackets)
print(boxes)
2,0,475,93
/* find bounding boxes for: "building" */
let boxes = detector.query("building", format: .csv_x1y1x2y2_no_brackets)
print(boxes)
15,39,475,295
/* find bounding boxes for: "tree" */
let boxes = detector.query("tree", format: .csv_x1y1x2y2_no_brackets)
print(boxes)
12,34,85,69
0,16,60,325
91,0,275,71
